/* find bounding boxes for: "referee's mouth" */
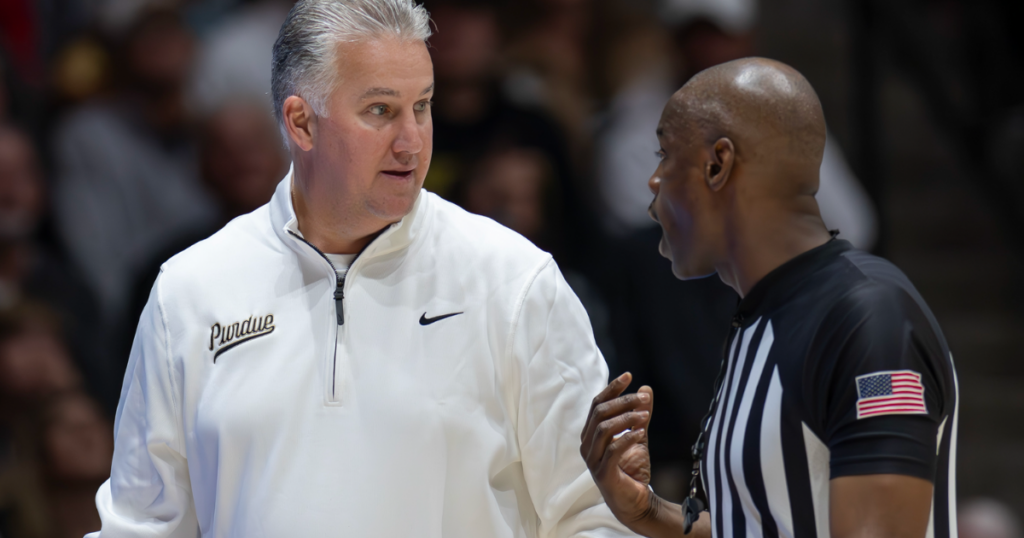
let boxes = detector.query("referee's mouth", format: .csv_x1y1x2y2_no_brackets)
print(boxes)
648,198,660,224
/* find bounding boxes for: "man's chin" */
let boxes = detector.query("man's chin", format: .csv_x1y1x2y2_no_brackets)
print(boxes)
670,260,718,281
366,190,421,222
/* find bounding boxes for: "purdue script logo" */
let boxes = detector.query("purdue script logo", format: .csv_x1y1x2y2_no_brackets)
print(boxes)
210,314,275,362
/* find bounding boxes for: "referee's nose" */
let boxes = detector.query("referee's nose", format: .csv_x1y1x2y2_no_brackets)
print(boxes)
648,175,661,223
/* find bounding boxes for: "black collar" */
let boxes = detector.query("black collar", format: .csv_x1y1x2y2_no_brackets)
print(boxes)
732,237,853,328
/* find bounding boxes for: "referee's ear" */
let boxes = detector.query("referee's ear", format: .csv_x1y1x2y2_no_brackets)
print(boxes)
705,137,735,192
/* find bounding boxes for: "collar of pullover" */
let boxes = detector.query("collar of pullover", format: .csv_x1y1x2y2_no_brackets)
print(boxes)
732,237,852,328
269,164,426,267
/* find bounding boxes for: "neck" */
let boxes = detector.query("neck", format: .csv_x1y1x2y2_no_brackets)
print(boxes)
290,160,392,255
716,196,831,298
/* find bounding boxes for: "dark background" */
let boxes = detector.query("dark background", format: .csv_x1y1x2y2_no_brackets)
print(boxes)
0,0,1021,536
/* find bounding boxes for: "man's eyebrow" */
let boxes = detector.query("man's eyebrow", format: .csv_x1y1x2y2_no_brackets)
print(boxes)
420,83,434,96
360,87,399,99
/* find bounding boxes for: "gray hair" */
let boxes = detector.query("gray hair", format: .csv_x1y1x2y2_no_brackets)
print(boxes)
271,0,431,132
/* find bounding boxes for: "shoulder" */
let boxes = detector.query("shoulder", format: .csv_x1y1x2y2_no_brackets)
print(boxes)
809,251,953,395
827,250,943,342
420,192,551,271
157,205,280,294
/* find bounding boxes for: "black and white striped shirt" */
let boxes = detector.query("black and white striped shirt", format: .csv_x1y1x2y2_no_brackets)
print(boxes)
700,239,958,538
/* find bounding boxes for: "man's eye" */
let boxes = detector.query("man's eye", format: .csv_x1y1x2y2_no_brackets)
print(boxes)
655,150,666,160
414,100,432,112
370,105,389,115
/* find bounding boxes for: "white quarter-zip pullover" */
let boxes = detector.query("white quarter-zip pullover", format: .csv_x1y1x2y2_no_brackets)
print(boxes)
89,170,635,538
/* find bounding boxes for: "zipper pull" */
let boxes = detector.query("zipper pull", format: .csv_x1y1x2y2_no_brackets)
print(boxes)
335,275,345,325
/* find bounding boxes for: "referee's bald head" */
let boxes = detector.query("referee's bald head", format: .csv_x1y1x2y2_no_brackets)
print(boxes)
663,57,826,173
648,57,831,285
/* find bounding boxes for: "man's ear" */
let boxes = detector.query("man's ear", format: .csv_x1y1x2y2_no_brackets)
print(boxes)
283,95,316,152
704,137,735,192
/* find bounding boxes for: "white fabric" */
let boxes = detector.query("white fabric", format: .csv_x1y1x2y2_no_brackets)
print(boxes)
761,366,794,538
324,252,357,279
88,167,635,538
801,423,831,538
732,321,774,535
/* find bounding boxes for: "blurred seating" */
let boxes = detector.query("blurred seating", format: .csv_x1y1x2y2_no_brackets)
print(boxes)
51,8,218,331
0,124,113,413
0,302,111,537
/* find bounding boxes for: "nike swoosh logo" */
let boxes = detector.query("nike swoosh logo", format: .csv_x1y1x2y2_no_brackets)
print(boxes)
420,312,463,326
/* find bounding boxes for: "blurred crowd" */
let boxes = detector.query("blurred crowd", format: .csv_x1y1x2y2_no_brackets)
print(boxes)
0,0,1016,535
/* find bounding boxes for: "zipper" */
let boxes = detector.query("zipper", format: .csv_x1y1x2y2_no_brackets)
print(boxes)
286,228,384,402
288,231,346,323
287,230,349,403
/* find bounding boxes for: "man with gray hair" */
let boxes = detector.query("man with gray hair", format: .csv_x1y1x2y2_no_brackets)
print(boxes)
88,1,635,536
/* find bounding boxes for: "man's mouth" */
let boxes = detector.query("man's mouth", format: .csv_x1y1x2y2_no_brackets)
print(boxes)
381,168,415,180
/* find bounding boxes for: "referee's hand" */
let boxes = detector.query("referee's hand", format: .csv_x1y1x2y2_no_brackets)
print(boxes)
581,372,656,531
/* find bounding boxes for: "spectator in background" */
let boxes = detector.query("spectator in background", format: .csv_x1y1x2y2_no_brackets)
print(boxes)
0,304,81,406
0,302,96,538
0,125,113,412
0,389,112,538
596,0,878,250
34,391,112,538
116,98,288,371
426,0,600,270
198,100,289,220
501,0,596,163
462,148,554,248
189,0,293,115
592,8,676,234
51,7,217,332
960,498,1024,538
0,59,8,121
459,145,617,388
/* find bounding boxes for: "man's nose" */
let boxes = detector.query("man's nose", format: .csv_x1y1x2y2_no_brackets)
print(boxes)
648,175,661,223
392,112,424,155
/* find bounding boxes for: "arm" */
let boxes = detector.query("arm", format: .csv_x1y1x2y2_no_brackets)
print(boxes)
87,274,198,537
813,286,954,538
511,259,635,537
580,373,710,538
830,474,933,538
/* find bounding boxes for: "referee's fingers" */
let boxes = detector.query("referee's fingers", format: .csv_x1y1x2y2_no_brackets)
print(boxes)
599,428,646,479
583,410,649,468
583,372,632,442
636,385,654,438
587,392,650,438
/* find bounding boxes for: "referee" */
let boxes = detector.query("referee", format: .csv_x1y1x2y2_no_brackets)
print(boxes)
581,57,958,538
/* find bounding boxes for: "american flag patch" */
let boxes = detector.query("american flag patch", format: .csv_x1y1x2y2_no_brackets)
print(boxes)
855,370,927,419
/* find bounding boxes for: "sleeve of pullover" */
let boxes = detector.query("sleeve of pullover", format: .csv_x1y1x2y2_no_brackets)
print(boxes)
512,258,638,538
87,273,199,537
